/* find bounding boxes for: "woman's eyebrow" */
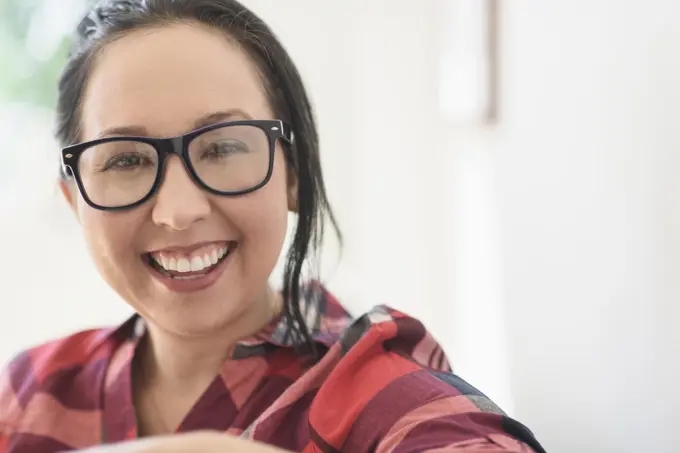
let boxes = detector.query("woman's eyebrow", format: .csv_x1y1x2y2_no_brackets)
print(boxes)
94,109,254,140
193,109,253,129
95,125,148,139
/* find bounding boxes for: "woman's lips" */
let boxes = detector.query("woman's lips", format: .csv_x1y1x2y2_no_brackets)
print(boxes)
143,243,235,293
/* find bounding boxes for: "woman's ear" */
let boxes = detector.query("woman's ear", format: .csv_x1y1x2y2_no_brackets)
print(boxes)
58,178,79,218
287,169,299,212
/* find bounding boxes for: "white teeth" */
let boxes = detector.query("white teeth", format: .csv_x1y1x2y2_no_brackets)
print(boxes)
151,245,230,274
176,258,191,273
190,256,205,272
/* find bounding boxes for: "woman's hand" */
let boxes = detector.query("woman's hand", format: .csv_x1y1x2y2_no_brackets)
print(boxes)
73,431,291,453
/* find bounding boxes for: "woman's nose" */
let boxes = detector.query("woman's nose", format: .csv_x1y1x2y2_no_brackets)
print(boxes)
151,156,211,231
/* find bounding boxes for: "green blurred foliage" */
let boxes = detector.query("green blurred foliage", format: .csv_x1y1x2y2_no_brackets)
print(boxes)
0,0,74,108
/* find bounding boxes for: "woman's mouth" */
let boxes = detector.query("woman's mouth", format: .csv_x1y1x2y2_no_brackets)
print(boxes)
142,242,236,292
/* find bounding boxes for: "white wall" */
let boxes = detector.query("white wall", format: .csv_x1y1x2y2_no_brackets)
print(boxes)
492,2,680,452
2,1,680,452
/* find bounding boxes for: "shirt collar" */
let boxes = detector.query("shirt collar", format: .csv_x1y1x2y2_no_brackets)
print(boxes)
123,281,353,358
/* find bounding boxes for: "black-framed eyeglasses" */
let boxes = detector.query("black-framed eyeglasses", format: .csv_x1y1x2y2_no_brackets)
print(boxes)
61,119,294,211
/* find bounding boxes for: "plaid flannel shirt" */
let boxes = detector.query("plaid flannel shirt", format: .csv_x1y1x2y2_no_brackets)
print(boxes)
0,283,545,452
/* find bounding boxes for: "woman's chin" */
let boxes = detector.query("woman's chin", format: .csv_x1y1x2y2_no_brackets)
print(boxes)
140,285,256,341
147,308,242,339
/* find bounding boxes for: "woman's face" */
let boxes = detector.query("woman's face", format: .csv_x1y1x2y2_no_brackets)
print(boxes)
64,24,294,338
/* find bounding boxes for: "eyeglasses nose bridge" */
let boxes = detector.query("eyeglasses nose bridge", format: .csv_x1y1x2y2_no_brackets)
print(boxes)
169,136,185,156
155,135,188,169
155,137,202,197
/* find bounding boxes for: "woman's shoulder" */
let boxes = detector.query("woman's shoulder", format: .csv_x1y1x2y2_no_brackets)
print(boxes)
0,319,135,431
296,300,546,452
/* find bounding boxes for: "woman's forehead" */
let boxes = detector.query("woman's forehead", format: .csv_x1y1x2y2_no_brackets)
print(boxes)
80,23,271,140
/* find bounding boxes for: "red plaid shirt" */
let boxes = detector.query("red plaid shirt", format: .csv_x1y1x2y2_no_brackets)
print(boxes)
0,283,545,452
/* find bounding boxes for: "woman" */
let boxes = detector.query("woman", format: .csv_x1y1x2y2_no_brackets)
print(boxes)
0,1,546,452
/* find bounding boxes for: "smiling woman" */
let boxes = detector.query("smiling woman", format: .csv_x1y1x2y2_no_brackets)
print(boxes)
0,1,545,452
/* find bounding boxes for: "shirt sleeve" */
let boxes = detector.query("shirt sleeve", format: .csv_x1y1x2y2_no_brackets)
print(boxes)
371,371,546,453
0,424,10,453
0,362,15,453
0,433,8,453
375,400,539,453
306,306,546,453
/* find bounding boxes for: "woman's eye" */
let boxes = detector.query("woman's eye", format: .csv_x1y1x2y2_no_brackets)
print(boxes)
201,141,248,160
103,153,152,171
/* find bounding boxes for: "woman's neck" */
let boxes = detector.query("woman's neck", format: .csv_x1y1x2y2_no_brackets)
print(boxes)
133,287,283,436
140,286,282,390
141,331,230,389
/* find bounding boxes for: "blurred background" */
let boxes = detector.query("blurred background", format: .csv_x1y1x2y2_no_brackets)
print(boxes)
1,1,680,452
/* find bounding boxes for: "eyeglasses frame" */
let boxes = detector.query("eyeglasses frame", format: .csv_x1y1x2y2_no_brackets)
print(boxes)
60,119,295,211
